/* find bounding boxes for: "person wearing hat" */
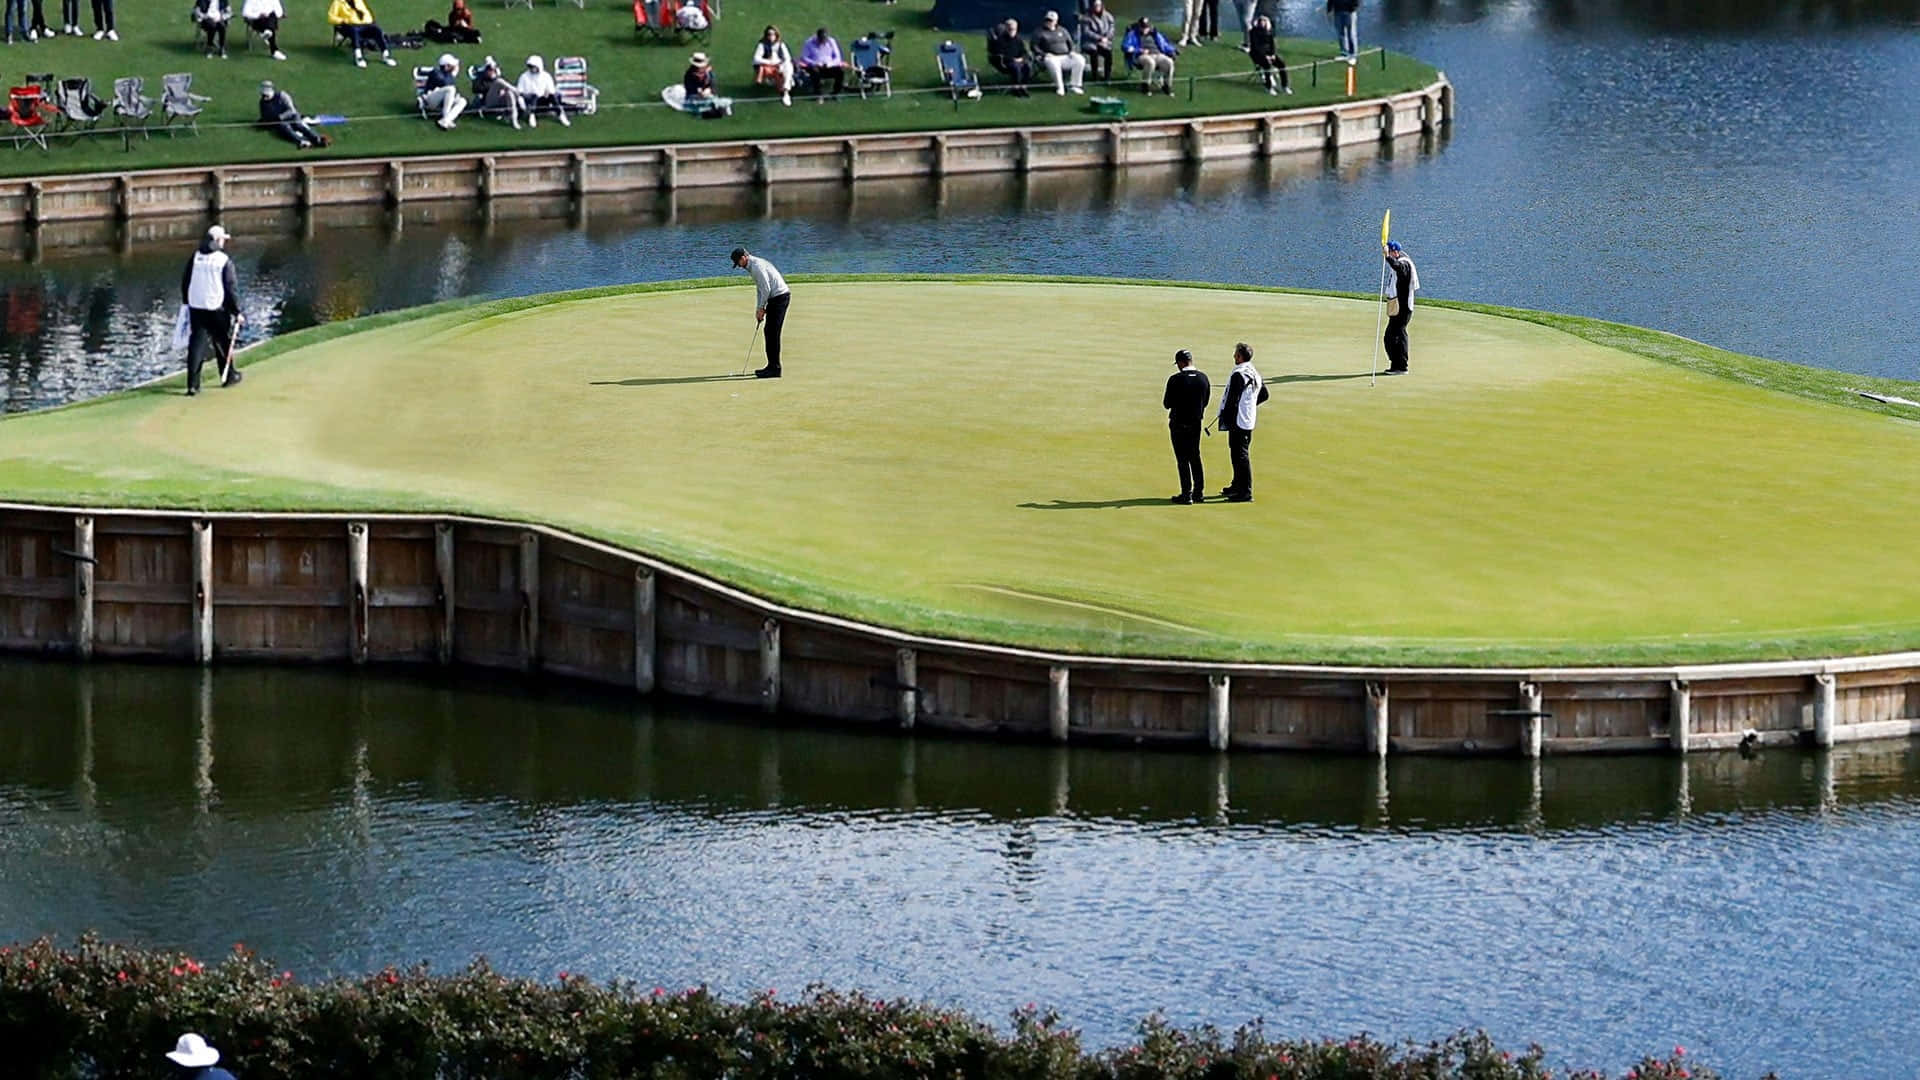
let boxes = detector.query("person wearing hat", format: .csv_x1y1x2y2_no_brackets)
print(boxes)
516,54,568,127
165,1033,238,1080
1382,240,1419,375
257,81,328,149
1215,342,1267,502
730,247,789,379
1163,349,1211,504
472,56,524,126
682,51,718,104
1121,16,1178,95
1031,11,1086,95
179,225,244,396
799,27,847,101
420,53,469,130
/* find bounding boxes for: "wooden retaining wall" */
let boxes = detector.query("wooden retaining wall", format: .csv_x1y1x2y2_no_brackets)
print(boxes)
5,504,1917,757
0,80,1450,229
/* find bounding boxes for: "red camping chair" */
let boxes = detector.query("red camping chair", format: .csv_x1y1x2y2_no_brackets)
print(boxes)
633,0,656,38
8,87,51,151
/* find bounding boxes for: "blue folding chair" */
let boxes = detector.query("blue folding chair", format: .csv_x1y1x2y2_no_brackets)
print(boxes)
936,40,979,101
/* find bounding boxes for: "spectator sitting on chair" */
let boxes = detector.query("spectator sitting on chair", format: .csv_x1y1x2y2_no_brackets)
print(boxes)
241,0,286,59
193,0,232,59
258,80,329,148
752,24,794,107
424,0,480,44
673,0,707,34
1247,14,1288,94
798,27,846,101
328,0,396,68
1078,0,1114,82
422,52,468,129
1031,10,1085,95
1122,15,1177,94
516,54,569,127
471,55,524,126
986,19,1033,97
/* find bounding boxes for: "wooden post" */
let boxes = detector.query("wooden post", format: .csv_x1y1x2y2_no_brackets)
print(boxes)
1668,680,1690,753
660,146,678,191
1206,674,1231,751
433,522,455,665
843,139,859,182
759,617,781,713
1324,110,1341,152
633,565,656,694
25,181,42,225
1365,680,1389,758
1017,130,1034,174
114,174,132,220
478,156,497,201
1438,80,1455,125
1185,121,1205,165
1108,124,1125,167
1047,665,1069,743
518,531,539,672
1519,680,1543,758
208,168,226,214
1813,672,1837,748
753,143,772,187
72,515,94,660
347,522,369,665
190,520,213,665
386,161,405,206
1421,92,1439,134
895,647,917,729
297,164,314,209
931,134,949,179
1378,101,1396,142
1259,116,1278,159
569,151,589,198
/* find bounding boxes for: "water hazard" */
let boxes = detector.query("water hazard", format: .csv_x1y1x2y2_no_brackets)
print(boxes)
6,659,1920,1077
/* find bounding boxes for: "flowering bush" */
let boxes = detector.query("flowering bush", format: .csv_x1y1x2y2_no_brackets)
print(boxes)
0,937,1771,1080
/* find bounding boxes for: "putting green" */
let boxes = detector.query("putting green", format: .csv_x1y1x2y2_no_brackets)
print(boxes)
5,278,1919,666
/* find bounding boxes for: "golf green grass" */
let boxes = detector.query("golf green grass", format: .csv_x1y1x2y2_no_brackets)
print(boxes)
6,277,1919,667
0,0,1436,178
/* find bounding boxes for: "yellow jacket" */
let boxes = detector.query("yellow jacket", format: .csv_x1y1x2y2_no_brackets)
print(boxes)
328,0,373,26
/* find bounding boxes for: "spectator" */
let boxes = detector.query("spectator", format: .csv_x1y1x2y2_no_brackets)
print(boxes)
241,0,286,60
681,49,715,102
1247,14,1287,94
4,0,25,44
257,80,328,148
986,18,1033,97
87,0,111,40
516,54,568,126
752,24,793,107
424,0,480,44
471,55,523,126
421,52,468,129
192,0,231,59
1198,0,1219,42
673,0,706,33
798,27,845,101
25,0,45,40
327,0,396,68
1327,0,1358,61
165,1034,239,1080
1122,16,1176,95
1077,0,1114,82
1030,10,1085,95
60,0,79,35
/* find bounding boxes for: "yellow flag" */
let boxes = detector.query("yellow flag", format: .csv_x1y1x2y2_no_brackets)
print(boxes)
1380,209,1391,248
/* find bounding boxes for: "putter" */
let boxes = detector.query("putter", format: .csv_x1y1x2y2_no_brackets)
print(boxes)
740,321,762,376
218,315,243,385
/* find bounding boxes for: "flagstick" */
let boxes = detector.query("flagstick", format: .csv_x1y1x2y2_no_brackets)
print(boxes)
1369,256,1387,387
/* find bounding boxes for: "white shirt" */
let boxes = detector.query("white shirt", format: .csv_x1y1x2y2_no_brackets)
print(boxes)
1384,255,1420,300
241,0,283,19
753,40,792,67
187,250,231,311
745,256,789,308
675,2,707,29
517,69,557,98
1224,362,1263,431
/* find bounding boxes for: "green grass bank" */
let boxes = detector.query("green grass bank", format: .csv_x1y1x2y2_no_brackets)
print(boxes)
4,276,1918,667
0,0,1436,178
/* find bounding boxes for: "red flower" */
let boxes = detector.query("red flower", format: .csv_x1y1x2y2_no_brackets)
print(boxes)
115,971,128,982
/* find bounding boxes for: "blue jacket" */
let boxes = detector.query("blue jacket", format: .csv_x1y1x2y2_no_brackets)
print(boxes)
1121,25,1176,60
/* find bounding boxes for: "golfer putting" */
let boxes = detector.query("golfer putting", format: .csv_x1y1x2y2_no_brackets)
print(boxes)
731,247,790,379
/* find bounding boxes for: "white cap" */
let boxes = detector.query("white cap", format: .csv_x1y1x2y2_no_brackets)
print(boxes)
438,52,458,67
205,225,229,244
165,1034,220,1069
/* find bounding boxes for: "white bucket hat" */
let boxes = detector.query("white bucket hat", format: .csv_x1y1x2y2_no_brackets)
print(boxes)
165,1033,220,1068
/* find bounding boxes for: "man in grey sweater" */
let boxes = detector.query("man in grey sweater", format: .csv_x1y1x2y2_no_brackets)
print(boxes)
1031,10,1086,95
730,246,790,379
1076,0,1114,83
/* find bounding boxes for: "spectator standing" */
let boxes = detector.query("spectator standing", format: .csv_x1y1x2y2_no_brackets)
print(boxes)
192,0,231,59
60,0,79,36
1198,0,1220,42
517,54,568,126
241,0,286,60
1247,14,1288,94
730,247,790,379
1031,11,1085,95
1215,342,1267,502
4,0,26,44
471,55,523,125
799,27,846,100
26,0,46,40
421,52,468,129
328,0,396,68
1327,0,1358,61
257,80,328,147
751,24,794,107
1381,241,1418,374
166,1034,239,1080
1177,0,1200,47
179,227,244,396
1122,16,1176,95
87,0,112,40
986,19,1033,97
1077,0,1113,82
1163,349,1211,504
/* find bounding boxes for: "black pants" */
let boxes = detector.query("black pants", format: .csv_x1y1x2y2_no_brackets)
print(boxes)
1254,53,1289,90
422,18,480,43
1083,45,1111,81
246,12,277,47
803,65,845,96
1200,0,1219,38
761,291,790,372
199,18,226,51
1384,308,1411,371
28,0,45,33
88,0,109,31
186,308,233,393
1170,424,1203,497
61,0,76,26
270,118,323,147
1226,426,1253,495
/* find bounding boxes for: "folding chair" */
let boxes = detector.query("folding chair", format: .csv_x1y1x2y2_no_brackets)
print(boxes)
851,34,892,99
504,0,532,10
412,65,437,119
55,77,108,134
552,55,598,115
160,73,210,136
112,76,155,140
632,0,656,39
937,41,980,101
7,87,52,151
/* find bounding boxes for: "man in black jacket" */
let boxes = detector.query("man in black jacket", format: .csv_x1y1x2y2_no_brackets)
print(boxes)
1383,240,1418,374
1215,342,1268,502
987,19,1033,96
1163,349,1210,504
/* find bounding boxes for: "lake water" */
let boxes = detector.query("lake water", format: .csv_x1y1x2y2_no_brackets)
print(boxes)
2,0,1917,411
6,659,1920,1077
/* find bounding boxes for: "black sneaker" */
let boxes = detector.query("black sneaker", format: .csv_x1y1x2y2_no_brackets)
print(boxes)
1225,492,1252,503
222,368,244,387
1170,493,1192,504
753,366,781,379
185,388,198,397
1217,486,1238,498
1190,492,1205,503
1383,367,1407,375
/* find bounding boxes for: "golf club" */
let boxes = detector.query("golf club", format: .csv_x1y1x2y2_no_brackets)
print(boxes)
740,321,762,376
